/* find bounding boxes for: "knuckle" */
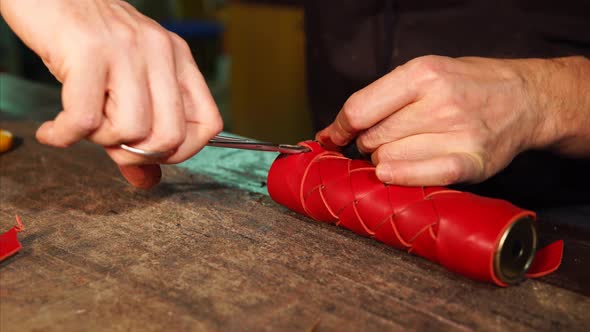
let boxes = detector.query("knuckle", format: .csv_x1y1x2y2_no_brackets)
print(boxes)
75,32,104,57
113,23,138,49
170,33,192,54
210,116,224,136
122,126,151,143
115,0,138,12
156,131,185,151
341,93,365,131
198,114,224,143
83,37,102,54
442,154,466,184
407,55,447,86
432,76,457,100
408,55,440,74
370,152,379,165
76,113,102,133
142,24,173,49
372,148,389,164
417,55,444,68
356,136,369,153
356,132,375,152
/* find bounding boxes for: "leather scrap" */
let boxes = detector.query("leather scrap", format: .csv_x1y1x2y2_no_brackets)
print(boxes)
0,216,24,262
525,240,564,278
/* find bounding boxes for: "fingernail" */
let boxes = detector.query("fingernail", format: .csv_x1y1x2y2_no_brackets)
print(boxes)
376,164,392,183
316,130,339,151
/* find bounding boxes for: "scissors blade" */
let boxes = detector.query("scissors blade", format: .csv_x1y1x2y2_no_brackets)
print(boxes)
207,135,310,154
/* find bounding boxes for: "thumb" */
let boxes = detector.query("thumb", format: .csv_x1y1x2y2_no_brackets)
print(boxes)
36,59,107,147
117,164,162,189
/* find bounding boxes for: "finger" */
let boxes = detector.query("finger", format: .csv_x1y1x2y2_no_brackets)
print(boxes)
315,130,341,151
141,27,186,153
117,164,162,189
105,4,187,163
116,4,220,164
356,99,445,153
87,56,152,146
374,153,484,186
109,27,186,165
163,33,222,164
36,60,107,147
370,133,472,164
164,121,218,164
318,65,417,147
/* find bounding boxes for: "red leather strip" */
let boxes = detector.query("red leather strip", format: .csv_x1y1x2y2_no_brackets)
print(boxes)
525,240,564,278
0,228,21,261
0,216,24,262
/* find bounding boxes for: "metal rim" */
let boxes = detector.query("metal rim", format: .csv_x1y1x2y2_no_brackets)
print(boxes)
494,217,538,284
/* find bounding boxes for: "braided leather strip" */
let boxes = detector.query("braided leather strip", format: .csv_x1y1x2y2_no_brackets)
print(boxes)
268,141,545,286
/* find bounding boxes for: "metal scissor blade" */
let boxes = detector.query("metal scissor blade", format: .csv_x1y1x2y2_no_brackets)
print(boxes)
207,135,310,154
119,134,310,159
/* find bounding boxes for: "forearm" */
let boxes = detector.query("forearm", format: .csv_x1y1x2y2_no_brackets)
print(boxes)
521,56,590,156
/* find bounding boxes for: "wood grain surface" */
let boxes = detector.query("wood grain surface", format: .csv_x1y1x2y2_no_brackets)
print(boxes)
1,119,589,331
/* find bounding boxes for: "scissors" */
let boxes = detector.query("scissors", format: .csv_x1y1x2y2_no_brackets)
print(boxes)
119,134,310,159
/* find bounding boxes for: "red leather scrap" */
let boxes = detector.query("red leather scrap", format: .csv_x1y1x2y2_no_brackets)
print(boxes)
525,240,564,278
0,215,24,261
267,141,563,286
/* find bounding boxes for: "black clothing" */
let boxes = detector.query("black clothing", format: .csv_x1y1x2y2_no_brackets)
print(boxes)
303,0,590,209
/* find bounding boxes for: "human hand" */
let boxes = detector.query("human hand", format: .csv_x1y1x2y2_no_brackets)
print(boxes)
316,55,546,186
1,0,222,188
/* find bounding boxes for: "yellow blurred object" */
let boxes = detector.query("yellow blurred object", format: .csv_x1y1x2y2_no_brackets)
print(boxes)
227,3,312,143
0,129,14,153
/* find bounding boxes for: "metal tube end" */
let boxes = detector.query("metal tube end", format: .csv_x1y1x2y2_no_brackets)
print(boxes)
494,217,538,284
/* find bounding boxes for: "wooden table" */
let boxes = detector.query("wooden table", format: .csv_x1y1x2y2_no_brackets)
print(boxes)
1,75,589,331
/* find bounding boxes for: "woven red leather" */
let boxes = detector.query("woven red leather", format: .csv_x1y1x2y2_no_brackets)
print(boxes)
268,141,563,286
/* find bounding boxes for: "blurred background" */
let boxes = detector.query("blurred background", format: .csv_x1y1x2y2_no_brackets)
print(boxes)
0,0,312,143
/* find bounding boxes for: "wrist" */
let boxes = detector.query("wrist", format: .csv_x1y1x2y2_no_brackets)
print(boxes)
514,58,558,150
512,57,590,154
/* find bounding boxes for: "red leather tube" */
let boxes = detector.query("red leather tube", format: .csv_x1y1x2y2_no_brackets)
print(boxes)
267,141,563,286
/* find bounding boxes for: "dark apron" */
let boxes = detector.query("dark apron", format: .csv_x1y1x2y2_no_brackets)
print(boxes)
303,0,590,208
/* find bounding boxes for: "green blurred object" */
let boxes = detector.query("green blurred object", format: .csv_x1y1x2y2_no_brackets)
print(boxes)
0,19,20,74
0,74,61,120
